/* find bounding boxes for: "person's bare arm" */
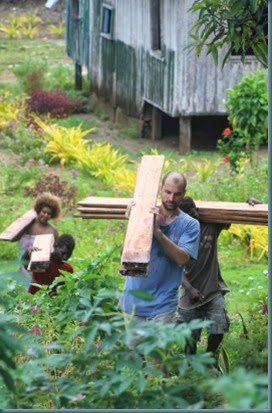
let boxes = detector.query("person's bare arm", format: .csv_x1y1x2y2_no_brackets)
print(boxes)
182,274,204,302
153,210,190,267
153,227,190,267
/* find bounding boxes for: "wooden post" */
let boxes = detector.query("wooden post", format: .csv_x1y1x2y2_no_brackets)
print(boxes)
151,106,162,140
179,115,191,154
75,62,82,90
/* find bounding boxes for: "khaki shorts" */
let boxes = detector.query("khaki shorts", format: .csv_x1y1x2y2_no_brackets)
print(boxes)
178,294,230,341
124,310,177,348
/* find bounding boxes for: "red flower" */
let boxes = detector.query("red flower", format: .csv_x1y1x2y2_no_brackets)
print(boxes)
223,155,230,163
223,128,232,136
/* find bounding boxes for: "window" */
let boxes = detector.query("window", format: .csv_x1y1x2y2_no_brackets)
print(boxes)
150,0,161,51
72,0,80,20
101,4,114,39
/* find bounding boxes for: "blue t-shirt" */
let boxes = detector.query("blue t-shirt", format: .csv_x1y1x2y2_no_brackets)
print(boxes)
120,211,200,316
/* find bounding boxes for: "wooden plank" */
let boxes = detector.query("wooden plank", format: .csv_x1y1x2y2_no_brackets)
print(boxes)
74,213,126,220
75,198,268,225
78,196,131,208
120,155,165,277
0,210,37,241
77,207,126,214
27,234,54,272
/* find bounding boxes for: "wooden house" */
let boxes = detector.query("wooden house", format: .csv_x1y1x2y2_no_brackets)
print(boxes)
61,0,263,152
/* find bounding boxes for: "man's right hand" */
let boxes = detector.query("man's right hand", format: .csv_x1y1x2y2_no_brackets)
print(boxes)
246,197,262,206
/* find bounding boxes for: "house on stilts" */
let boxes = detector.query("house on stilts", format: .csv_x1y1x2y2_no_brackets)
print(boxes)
49,0,263,152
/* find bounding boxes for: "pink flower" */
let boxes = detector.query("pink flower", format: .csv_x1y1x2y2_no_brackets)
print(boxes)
71,169,78,179
82,321,87,327
28,123,34,129
71,393,85,403
31,306,38,313
30,325,42,335
38,159,44,167
261,304,267,315
223,128,232,136
223,155,230,163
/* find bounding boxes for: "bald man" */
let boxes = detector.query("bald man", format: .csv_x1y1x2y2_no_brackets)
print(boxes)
120,171,200,325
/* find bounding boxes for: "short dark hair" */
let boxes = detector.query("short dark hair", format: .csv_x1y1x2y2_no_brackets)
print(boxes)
179,196,199,220
162,171,187,189
56,234,75,255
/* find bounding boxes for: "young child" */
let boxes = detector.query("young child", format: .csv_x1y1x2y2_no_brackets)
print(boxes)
28,234,75,295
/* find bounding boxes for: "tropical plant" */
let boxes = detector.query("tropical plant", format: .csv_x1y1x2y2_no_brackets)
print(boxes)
27,89,83,117
48,23,65,37
188,0,268,67
0,16,24,38
217,70,268,170
13,59,49,93
223,224,268,260
192,159,221,182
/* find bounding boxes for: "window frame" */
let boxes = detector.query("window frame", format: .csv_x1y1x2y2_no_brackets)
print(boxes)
101,3,114,40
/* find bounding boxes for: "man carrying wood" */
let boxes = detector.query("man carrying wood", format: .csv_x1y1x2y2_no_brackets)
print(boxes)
120,171,200,325
177,196,262,369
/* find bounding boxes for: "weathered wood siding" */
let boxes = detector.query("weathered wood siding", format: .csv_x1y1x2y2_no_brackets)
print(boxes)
175,0,262,115
68,0,263,117
66,0,89,66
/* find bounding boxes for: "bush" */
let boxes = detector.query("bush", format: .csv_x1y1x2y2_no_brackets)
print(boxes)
26,89,83,117
13,59,48,93
24,173,77,211
217,70,268,170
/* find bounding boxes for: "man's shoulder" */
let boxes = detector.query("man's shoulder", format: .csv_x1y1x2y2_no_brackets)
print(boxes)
179,211,200,229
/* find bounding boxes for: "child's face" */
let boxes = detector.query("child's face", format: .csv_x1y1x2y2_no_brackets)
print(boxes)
52,244,70,262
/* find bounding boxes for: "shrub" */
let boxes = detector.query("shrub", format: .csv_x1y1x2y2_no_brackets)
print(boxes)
13,60,49,93
27,89,83,117
217,70,268,170
24,173,77,211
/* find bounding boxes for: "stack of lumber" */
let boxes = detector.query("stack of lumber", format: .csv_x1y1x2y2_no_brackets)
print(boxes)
195,201,268,225
75,199,268,226
27,234,54,272
120,155,165,276
0,210,36,241
76,197,131,220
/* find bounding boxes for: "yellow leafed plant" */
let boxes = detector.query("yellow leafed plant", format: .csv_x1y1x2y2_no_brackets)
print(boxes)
192,159,222,182
36,119,95,166
37,118,136,193
0,93,23,130
223,224,268,261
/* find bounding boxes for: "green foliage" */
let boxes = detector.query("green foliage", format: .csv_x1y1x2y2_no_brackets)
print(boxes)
0,116,50,166
12,59,49,93
48,23,65,37
188,0,268,67
0,16,24,38
47,65,74,92
192,159,221,182
24,173,77,212
217,71,268,171
0,13,41,40
120,127,140,140
212,367,267,409
217,128,248,172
